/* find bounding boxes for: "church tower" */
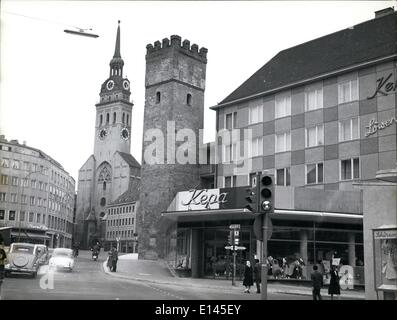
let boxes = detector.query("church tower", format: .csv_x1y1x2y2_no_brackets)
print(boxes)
94,20,133,164
137,35,207,259
76,21,139,249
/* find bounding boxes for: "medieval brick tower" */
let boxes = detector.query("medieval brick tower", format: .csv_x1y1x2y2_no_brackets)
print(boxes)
137,35,207,259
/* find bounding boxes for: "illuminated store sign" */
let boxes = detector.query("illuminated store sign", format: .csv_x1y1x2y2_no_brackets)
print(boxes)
368,72,396,99
365,117,396,137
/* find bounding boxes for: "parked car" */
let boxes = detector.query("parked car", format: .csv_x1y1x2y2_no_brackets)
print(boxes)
4,243,41,278
49,248,74,271
34,244,49,265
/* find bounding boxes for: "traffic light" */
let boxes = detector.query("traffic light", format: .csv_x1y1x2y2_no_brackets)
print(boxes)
227,231,234,245
245,175,258,213
234,230,240,245
259,174,274,214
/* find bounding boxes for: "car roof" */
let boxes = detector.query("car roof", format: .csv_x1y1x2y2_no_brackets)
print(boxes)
53,248,72,252
11,242,36,247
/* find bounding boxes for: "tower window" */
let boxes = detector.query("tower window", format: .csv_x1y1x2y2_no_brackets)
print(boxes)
122,113,125,124
106,113,109,124
156,92,161,104
100,115,103,126
127,114,129,125
187,94,192,106
113,112,116,124
103,181,106,191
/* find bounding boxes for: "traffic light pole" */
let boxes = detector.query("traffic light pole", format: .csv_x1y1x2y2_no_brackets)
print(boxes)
261,214,269,300
232,231,236,286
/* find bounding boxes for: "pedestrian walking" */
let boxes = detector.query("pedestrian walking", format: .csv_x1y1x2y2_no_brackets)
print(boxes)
0,238,8,299
110,246,119,272
243,260,253,293
311,265,323,300
107,251,112,270
328,265,341,300
253,259,261,294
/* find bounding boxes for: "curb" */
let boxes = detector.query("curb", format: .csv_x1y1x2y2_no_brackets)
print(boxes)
101,262,364,299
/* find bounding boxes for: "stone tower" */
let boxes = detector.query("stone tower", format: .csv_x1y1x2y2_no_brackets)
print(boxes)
137,35,207,259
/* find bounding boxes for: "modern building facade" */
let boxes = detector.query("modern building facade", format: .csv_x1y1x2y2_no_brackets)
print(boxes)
161,8,397,287
75,21,141,249
104,177,140,252
0,136,75,248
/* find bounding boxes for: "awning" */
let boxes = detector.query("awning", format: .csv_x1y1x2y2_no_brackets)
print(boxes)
11,231,51,240
161,208,362,224
161,208,259,222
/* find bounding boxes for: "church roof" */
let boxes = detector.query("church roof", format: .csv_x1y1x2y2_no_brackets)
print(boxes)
110,177,141,205
117,152,141,169
214,10,397,107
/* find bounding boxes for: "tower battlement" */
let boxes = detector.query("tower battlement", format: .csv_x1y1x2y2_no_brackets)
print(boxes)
146,35,208,63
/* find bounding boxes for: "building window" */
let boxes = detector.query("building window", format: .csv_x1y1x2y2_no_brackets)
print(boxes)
42,214,46,224
0,193,6,202
1,175,9,185
156,91,161,104
275,131,291,153
187,94,192,106
276,168,290,186
106,113,109,124
113,112,116,124
275,91,291,118
12,160,20,169
29,212,34,223
223,143,237,163
9,210,16,221
305,87,323,111
100,114,103,126
20,211,25,222
249,104,263,125
249,137,263,157
1,158,9,168
225,112,237,130
339,79,358,104
339,117,359,142
122,113,125,124
306,163,324,184
10,193,17,203
11,176,18,186
0,210,4,220
127,114,129,125
306,124,324,147
224,175,237,187
30,196,35,205
340,158,360,181
36,213,41,223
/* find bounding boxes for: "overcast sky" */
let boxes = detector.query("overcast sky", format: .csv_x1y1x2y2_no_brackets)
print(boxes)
0,0,393,184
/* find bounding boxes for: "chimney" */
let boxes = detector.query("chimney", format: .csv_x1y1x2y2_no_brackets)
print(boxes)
375,7,394,18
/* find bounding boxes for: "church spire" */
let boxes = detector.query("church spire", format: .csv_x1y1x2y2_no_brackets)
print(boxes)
109,20,124,77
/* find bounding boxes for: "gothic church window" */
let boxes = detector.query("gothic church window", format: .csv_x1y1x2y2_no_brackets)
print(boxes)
98,163,112,183
122,113,125,124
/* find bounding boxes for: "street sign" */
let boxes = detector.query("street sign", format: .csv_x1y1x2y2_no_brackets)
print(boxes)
229,224,240,230
225,245,246,251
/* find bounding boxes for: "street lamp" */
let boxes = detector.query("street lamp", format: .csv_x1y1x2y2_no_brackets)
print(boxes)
17,168,46,242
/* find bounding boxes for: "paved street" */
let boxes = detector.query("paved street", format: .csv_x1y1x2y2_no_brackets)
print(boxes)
1,251,361,300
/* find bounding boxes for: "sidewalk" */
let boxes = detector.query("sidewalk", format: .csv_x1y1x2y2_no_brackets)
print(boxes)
102,255,365,299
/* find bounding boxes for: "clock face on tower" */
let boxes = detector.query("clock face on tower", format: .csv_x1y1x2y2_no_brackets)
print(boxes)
106,80,114,91
123,80,130,90
121,127,130,140
98,128,108,140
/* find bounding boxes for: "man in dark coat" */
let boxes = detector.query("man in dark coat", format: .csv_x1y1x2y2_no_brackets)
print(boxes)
328,265,341,300
243,260,253,293
253,259,261,294
311,265,323,300
110,246,118,272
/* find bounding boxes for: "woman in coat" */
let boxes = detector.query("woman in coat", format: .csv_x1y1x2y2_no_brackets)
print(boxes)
328,265,341,300
243,260,254,293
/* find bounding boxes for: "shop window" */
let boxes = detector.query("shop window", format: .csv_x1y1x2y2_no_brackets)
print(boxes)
276,167,290,186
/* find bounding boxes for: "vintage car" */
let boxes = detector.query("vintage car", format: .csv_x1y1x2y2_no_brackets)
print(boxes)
34,244,50,265
49,248,74,271
4,243,41,278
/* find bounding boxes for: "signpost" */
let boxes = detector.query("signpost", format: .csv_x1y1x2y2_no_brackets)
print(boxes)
226,224,245,286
